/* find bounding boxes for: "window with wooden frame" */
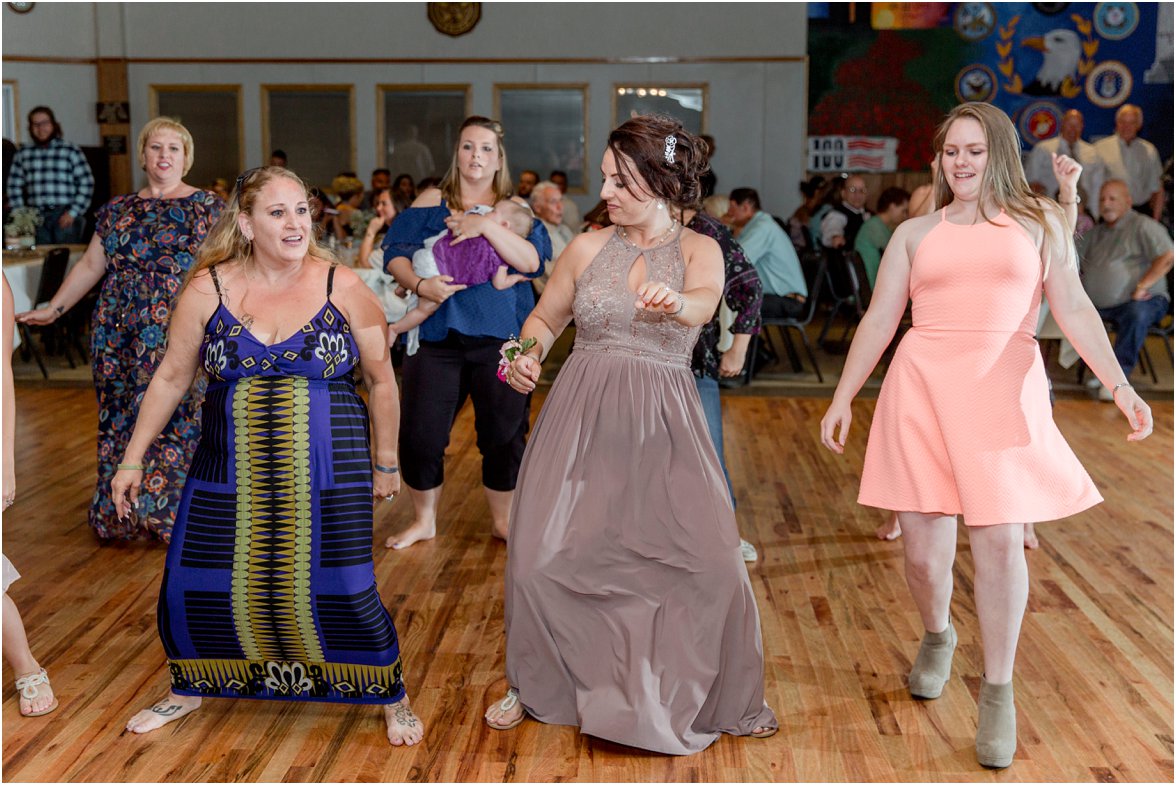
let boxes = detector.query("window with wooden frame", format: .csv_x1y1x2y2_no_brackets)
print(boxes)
149,84,243,189
613,84,707,136
377,85,470,186
494,84,588,193
262,85,355,189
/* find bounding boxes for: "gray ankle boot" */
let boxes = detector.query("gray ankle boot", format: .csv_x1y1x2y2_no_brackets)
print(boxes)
975,677,1016,768
907,620,957,699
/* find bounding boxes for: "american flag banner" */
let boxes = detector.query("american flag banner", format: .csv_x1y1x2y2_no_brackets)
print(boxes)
808,136,899,172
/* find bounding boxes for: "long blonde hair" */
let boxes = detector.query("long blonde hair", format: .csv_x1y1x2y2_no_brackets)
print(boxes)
439,116,514,212
185,166,337,286
931,102,1074,277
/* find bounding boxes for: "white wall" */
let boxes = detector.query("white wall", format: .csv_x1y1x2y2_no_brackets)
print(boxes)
3,2,808,215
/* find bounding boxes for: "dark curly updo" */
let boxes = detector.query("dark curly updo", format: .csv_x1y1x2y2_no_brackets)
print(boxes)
607,114,709,210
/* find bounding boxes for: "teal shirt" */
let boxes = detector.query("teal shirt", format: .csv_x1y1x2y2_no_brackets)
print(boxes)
854,215,893,288
738,211,807,297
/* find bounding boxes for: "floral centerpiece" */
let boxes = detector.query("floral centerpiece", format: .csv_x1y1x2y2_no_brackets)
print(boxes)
349,208,376,240
4,206,42,249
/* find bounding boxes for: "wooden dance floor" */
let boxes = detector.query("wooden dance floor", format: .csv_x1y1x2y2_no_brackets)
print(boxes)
2,385,1172,782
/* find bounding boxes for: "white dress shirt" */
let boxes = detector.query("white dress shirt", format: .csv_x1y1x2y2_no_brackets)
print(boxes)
1093,134,1162,207
1024,136,1105,219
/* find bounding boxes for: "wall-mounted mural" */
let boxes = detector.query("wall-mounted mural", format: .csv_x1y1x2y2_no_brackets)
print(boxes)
808,2,1173,169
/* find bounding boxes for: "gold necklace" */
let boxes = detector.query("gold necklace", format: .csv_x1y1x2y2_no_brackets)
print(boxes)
617,219,678,249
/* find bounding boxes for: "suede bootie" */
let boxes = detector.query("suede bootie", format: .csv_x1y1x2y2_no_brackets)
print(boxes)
975,677,1016,768
907,620,957,699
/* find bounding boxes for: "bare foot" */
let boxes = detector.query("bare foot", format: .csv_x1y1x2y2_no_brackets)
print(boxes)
1023,522,1039,550
125,692,202,734
384,697,425,746
876,513,902,541
385,519,436,550
15,668,57,717
491,522,508,542
484,689,525,729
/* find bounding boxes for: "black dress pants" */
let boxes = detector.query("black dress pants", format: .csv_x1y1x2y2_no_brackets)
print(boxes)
399,333,530,491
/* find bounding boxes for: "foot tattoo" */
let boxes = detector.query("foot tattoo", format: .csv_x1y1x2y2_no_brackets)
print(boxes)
385,698,425,746
125,693,201,734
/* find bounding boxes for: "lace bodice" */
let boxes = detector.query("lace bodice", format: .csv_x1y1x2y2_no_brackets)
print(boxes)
572,228,700,367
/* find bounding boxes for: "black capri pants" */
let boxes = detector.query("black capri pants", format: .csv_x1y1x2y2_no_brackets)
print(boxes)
399,333,531,491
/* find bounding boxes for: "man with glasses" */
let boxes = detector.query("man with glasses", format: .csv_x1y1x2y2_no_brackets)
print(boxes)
820,173,873,250
6,106,94,245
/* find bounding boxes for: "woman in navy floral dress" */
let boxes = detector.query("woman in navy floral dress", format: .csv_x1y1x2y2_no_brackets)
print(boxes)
18,118,222,541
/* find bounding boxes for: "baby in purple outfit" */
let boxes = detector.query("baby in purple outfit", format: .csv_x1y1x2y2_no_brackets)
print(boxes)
391,200,534,351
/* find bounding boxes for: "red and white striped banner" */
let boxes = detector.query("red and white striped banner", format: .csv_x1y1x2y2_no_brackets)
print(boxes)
808,136,899,172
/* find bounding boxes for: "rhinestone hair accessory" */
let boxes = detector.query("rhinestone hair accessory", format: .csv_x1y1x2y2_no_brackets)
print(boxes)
663,134,677,165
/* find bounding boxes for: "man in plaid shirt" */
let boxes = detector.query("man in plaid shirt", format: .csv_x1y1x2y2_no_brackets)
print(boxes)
7,106,94,244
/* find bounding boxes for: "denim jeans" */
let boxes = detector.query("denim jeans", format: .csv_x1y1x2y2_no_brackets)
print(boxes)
34,205,86,245
1096,296,1170,378
694,375,735,509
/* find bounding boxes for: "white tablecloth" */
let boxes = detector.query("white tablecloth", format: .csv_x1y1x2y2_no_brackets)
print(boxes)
2,245,86,314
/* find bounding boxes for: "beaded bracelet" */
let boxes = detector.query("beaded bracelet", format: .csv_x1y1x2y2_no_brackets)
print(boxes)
117,463,145,471
375,464,399,474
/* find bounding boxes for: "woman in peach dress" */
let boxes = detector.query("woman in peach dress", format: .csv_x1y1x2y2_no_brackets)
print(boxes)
820,103,1152,769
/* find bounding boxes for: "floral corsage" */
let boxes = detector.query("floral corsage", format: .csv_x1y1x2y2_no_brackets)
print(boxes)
497,336,537,383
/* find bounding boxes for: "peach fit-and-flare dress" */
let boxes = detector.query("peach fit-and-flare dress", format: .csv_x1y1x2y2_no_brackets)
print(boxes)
859,209,1102,525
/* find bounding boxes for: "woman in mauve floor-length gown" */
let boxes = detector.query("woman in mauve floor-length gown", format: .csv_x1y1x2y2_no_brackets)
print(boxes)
485,116,776,755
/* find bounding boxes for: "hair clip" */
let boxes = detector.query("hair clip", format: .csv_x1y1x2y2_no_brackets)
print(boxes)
664,135,677,165
235,168,262,204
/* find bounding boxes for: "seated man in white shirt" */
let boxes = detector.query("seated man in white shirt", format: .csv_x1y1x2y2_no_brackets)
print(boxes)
1025,109,1104,219
528,180,575,294
549,170,582,230
819,174,872,250
1093,104,1164,220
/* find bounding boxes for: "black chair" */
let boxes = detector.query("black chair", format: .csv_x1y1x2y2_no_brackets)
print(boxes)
847,250,874,312
1077,318,1161,386
747,250,826,383
17,248,79,378
1148,281,1174,365
1149,320,1173,364
817,248,865,349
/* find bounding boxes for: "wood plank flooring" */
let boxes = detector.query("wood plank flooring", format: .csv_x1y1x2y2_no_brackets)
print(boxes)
2,384,1172,782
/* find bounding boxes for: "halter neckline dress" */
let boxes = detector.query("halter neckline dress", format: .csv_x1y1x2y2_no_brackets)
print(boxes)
859,209,1101,524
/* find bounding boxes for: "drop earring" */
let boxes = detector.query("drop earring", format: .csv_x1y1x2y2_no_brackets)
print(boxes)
656,200,666,211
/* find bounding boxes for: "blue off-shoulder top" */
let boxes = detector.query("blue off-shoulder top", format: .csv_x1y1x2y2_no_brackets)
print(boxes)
381,201,552,341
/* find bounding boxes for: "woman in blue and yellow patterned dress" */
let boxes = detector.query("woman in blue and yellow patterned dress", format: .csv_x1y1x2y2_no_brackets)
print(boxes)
18,117,223,542
111,167,424,745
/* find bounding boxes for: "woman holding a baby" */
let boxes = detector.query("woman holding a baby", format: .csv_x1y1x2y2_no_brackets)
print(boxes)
381,115,552,550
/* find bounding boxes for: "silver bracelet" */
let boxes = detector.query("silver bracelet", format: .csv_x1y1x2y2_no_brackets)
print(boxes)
670,293,686,317
1111,382,1132,400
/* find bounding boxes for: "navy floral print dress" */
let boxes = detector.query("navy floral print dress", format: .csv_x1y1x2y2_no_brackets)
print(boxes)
90,191,223,541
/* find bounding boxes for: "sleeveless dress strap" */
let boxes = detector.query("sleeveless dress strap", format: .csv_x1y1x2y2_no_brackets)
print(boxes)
209,266,225,303
327,263,337,300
